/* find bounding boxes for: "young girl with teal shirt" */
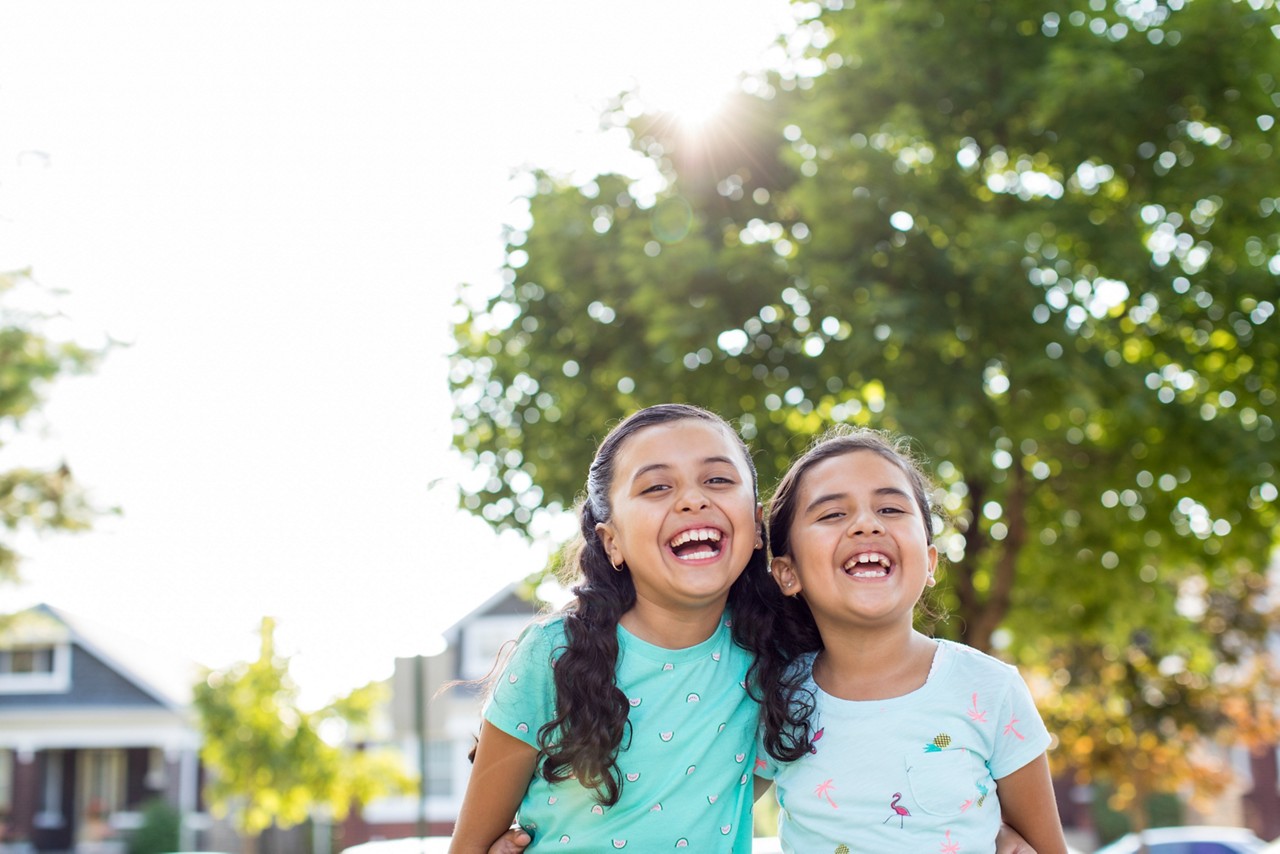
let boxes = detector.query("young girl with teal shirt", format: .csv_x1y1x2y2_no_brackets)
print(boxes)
449,404,799,852
756,426,1068,853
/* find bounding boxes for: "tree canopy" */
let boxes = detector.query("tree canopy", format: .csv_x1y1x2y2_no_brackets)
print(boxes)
0,269,99,584
450,0,1279,819
193,617,412,853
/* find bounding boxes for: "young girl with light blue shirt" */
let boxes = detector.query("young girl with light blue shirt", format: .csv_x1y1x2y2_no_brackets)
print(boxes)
756,427,1068,854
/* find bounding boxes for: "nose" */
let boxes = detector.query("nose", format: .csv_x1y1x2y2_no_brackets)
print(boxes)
847,507,883,536
676,483,710,511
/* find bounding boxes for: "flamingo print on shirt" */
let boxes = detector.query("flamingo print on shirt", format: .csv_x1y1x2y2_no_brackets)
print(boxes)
883,792,911,828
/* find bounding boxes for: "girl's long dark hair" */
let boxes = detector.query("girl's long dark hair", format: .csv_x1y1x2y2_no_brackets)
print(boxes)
539,403,798,806
760,426,938,762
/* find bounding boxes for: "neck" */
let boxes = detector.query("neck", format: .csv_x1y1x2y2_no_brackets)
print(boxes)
811,624,938,701
621,598,727,649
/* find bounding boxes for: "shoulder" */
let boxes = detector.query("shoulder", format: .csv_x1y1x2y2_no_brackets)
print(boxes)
936,639,1022,682
777,650,818,694
503,614,569,665
520,613,568,642
788,650,818,679
718,611,757,659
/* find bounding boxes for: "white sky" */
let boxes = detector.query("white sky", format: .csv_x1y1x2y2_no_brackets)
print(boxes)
0,0,791,707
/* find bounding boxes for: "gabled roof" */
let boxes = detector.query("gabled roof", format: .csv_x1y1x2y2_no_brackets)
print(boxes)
3,603,202,710
440,582,544,645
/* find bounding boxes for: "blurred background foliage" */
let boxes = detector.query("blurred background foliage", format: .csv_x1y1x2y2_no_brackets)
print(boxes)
193,618,413,854
450,0,1279,832
128,798,181,854
0,269,101,586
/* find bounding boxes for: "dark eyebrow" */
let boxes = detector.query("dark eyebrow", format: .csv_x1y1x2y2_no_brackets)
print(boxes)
633,456,739,482
804,486,912,515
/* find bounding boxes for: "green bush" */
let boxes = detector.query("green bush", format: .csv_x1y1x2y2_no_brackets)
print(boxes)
129,799,180,854
1092,789,1183,844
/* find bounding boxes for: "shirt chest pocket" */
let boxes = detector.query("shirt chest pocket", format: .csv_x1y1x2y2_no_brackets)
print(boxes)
904,749,989,817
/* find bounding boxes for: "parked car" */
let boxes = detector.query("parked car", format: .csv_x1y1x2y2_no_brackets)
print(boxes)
1094,825,1267,853
341,839,451,854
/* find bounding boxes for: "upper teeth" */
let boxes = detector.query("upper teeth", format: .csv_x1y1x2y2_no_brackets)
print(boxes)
670,528,721,548
844,552,890,571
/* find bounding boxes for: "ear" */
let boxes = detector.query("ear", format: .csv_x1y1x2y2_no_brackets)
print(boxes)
596,522,623,568
925,543,940,587
771,556,801,595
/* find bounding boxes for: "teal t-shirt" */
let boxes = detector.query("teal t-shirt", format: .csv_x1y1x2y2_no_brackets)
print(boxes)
483,613,758,852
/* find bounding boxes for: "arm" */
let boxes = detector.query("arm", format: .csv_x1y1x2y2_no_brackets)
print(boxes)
996,754,1068,854
996,822,1036,854
448,722,539,854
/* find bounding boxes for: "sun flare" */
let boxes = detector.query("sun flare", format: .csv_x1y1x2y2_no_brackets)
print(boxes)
644,81,734,132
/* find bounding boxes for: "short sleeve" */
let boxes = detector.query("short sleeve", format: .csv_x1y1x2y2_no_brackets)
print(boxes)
989,667,1052,780
754,718,778,780
482,619,559,749
753,653,817,782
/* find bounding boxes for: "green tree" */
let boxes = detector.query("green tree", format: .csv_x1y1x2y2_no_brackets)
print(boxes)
0,269,99,583
193,617,412,854
451,0,1280,827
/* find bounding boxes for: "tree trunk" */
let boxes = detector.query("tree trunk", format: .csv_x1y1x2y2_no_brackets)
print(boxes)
957,467,1026,653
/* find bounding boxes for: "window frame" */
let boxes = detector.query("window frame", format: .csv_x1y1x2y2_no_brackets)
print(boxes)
0,643,71,694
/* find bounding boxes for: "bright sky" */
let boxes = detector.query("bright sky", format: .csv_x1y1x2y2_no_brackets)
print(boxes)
0,0,791,707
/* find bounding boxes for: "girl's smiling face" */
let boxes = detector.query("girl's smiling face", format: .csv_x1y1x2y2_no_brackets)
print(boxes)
596,419,762,618
771,449,938,632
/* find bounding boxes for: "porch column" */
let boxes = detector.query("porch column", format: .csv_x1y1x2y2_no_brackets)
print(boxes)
175,748,199,853
8,751,37,845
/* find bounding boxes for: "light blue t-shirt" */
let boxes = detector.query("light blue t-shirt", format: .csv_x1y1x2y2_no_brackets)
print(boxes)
756,639,1051,854
483,613,758,852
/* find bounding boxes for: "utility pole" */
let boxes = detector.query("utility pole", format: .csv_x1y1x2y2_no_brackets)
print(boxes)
414,653,427,839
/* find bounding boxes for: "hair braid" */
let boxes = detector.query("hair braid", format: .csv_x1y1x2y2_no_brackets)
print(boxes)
537,503,634,804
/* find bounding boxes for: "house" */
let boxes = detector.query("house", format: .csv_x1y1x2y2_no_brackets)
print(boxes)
341,584,541,843
0,604,205,854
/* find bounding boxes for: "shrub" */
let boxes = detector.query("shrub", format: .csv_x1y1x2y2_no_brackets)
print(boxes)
129,799,180,854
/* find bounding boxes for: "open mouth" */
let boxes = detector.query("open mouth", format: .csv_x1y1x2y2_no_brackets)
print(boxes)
842,551,891,579
668,527,724,561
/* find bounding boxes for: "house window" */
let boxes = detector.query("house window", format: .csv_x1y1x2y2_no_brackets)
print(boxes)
0,646,55,674
0,643,71,693
78,749,126,820
461,616,532,680
425,740,453,798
